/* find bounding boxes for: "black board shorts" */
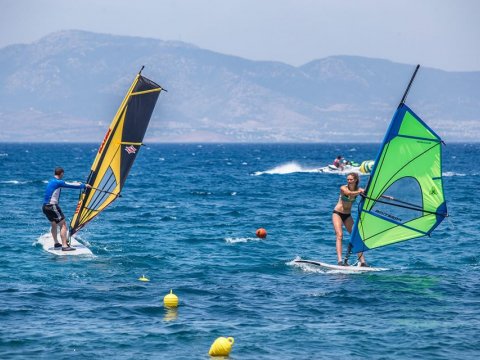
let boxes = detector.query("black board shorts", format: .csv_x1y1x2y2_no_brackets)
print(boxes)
42,204,65,223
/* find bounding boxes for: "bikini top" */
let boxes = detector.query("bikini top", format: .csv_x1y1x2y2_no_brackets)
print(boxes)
340,189,358,203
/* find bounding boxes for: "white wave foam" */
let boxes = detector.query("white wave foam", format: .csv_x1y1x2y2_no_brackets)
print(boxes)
443,172,466,177
192,191,212,195
253,162,318,176
161,215,177,221
225,237,261,244
1,180,28,184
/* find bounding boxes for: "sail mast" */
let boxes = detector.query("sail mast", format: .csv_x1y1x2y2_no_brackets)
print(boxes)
399,64,420,107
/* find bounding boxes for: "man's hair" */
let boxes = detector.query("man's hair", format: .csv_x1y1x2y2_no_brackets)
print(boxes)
54,167,64,176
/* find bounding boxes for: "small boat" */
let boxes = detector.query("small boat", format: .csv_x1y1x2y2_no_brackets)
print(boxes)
316,160,373,174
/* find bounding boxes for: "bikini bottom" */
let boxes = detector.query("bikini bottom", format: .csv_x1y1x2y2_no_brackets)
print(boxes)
333,210,352,223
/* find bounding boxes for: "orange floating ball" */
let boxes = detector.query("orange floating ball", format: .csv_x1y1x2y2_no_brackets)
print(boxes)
256,228,267,238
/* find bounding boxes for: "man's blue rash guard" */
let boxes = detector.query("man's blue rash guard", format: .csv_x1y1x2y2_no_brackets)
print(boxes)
43,178,86,205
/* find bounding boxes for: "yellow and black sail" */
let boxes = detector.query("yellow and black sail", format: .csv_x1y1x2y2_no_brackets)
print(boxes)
69,68,163,236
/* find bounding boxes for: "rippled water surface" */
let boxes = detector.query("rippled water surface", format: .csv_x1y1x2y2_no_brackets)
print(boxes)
0,143,478,359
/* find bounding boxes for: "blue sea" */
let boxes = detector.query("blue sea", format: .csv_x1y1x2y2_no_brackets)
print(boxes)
0,143,478,359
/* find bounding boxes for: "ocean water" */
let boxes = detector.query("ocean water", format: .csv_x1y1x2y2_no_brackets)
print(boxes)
0,142,478,360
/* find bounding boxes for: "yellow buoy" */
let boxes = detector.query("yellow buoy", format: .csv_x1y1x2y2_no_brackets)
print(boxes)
138,275,149,282
208,337,234,357
163,289,179,308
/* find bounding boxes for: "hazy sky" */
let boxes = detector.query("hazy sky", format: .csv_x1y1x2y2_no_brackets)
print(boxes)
1,0,479,71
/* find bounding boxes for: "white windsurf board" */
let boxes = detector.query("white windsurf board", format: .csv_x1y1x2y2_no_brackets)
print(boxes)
293,259,388,272
38,233,93,256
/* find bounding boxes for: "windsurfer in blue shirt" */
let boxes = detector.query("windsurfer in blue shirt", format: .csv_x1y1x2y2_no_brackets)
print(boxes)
42,167,91,251
332,172,368,266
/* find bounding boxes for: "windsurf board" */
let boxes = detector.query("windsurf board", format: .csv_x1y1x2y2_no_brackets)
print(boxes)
293,259,388,272
38,233,93,256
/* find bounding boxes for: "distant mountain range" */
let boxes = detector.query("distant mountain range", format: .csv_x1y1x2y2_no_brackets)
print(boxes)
0,30,479,142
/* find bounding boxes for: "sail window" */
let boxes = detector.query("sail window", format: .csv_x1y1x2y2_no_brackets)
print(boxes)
87,166,118,211
370,176,423,224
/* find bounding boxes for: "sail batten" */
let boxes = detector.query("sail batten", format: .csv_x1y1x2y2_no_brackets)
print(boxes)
69,72,163,236
361,195,444,215
131,88,162,96
349,87,447,254
360,209,432,235
397,134,442,142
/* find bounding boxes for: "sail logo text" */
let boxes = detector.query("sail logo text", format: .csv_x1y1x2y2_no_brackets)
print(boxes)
75,200,82,214
125,145,137,154
98,129,111,154
374,209,401,222
416,140,432,145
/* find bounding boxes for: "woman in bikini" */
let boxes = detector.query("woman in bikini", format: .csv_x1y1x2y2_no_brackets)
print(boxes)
332,172,367,266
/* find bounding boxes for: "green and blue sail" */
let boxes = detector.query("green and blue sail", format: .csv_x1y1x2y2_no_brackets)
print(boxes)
349,72,448,254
